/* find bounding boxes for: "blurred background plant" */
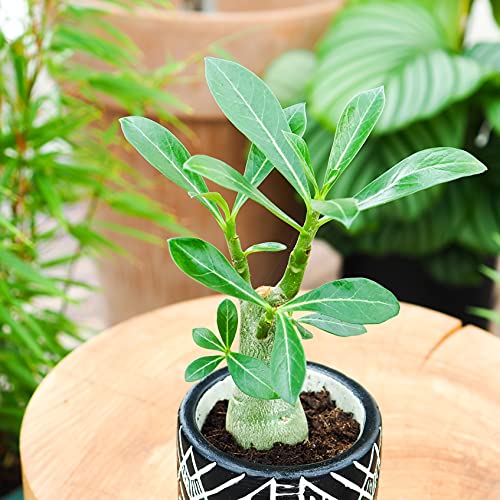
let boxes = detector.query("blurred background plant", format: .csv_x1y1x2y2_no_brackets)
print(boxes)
265,0,500,328
0,0,187,494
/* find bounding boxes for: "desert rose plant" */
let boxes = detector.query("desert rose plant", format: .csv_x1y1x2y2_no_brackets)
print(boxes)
120,58,486,450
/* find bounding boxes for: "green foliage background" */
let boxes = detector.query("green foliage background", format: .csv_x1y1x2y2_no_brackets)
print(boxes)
0,0,186,473
265,0,500,285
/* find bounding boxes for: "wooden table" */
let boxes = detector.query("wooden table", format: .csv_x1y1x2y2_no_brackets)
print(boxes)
20,297,500,499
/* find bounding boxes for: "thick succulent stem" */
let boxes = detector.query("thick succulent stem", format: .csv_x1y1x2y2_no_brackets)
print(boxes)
226,297,308,450
225,210,321,450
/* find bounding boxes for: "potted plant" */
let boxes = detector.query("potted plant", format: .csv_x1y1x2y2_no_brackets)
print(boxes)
121,58,485,497
264,0,500,329
89,0,345,324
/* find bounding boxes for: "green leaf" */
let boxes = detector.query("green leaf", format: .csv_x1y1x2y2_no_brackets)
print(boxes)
232,102,306,213
264,50,317,107
311,2,483,133
323,87,385,190
184,155,303,232
270,313,306,405
284,103,308,136
244,242,287,256
293,320,314,340
192,328,225,352
465,42,500,74
469,307,500,324
205,57,311,202
492,0,500,26
227,352,277,400
281,278,400,324
283,131,318,191
168,237,268,307
119,117,221,222
190,191,231,220
299,313,367,337
216,299,238,349
355,148,486,211
185,356,224,382
311,198,359,229
457,187,500,254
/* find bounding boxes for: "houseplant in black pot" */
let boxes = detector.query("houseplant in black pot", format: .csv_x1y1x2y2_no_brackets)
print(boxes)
121,58,485,498
265,0,500,328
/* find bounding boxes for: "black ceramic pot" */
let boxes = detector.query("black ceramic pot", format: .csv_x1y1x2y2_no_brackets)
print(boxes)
178,362,382,499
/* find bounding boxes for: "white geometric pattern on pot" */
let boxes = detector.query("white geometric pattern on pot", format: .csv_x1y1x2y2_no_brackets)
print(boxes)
177,425,381,500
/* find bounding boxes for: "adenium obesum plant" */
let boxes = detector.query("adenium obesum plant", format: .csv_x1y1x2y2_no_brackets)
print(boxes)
120,58,486,451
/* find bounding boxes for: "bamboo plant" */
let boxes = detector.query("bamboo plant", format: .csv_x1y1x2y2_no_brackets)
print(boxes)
0,0,185,484
121,58,486,450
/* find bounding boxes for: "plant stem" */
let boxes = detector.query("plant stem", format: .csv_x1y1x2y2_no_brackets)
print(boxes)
224,216,251,283
226,209,322,449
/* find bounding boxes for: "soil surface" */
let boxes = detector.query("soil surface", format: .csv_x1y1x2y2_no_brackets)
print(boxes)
201,389,360,466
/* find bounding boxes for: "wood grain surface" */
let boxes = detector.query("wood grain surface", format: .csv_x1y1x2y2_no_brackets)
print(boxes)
20,297,500,499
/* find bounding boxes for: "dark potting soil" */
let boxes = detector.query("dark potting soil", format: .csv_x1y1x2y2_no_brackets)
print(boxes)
201,389,360,466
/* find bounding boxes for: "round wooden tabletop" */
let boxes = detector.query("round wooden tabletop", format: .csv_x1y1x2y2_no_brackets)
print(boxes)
21,297,500,499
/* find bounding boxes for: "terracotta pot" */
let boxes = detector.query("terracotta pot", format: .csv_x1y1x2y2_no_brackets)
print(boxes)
95,0,344,324
178,363,382,499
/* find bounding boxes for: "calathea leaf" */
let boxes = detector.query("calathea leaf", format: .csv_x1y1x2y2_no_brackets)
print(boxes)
216,299,238,350
281,278,399,324
227,352,278,400
185,355,224,382
311,198,359,229
205,57,311,202
465,42,500,75
270,313,307,405
310,2,483,133
233,102,307,213
184,155,302,232
244,242,287,256
299,314,366,337
322,87,385,191
354,147,486,211
264,49,317,107
168,237,268,307
119,116,221,221
192,328,225,352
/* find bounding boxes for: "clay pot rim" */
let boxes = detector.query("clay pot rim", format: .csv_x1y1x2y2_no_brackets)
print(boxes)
91,1,343,23
178,361,381,479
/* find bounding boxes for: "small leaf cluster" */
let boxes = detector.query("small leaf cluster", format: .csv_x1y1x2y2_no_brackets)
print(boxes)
122,56,486,408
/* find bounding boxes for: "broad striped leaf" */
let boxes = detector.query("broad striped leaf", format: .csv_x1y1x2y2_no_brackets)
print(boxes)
185,356,224,382
184,155,302,232
311,198,359,229
233,103,307,213
355,147,486,211
216,299,238,349
310,2,483,133
168,237,268,307
263,49,317,107
281,278,399,324
192,328,225,352
227,353,278,400
205,57,311,202
465,42,500,74
323,87,385,190
270,313,306,405
299,314,366,337
119,117,221,221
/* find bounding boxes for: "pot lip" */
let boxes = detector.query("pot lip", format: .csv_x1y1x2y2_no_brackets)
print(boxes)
85,0,343,23
179,361,381,479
